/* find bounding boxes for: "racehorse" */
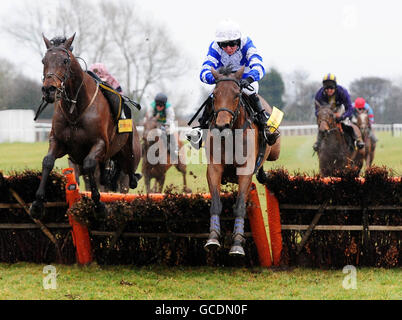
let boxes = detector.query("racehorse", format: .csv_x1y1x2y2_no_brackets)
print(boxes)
356,110,376,169
315,103,360,176
204,66,281,256
68,159,130,193
141,115,192,193
31,34,141,218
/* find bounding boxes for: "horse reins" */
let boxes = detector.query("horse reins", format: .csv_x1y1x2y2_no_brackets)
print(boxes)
42,47,99,123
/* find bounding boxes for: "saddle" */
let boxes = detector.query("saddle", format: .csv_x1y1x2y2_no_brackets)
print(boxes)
87,70,132,133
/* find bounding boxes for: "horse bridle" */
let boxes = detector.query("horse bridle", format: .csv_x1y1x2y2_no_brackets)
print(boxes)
42,47,84,113
211,78,242,129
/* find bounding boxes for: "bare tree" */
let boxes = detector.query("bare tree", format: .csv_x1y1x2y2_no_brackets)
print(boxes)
2,0,186,107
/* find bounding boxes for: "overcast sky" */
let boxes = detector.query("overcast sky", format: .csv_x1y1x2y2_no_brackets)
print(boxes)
1,0,402,100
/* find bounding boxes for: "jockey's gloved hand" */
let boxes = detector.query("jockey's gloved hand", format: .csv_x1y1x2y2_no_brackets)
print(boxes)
240,77,254,89
335,116,343,123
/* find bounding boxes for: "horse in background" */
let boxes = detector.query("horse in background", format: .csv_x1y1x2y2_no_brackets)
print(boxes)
315,103,361,176
204,66,281,256
141,115,192,194
31,33,141,218
355,110,376,169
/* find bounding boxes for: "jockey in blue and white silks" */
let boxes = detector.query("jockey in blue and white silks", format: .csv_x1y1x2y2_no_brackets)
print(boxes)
200,37,265,88
188,19,279,148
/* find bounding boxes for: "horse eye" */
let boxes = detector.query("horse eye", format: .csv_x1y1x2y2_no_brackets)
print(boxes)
64,59,69,64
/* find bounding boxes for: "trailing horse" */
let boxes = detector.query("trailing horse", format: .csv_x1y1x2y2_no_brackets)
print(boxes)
204,66,281,256
31,34,141,218
355,110,376,169
141,115,191,193
315,104,361,176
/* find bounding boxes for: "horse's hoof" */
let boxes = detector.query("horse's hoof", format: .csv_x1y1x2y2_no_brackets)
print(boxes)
129,173,142,189
229,245,245,256
30,201,45,220
204,239,221,251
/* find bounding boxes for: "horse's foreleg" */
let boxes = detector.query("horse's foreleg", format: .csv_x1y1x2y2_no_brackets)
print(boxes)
31,141,65,219
83,143,106,217
229,175,252,256
205,164,223,251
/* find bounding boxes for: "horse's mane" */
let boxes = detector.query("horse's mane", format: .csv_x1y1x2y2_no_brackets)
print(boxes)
217,65,235,76
49,36,74,51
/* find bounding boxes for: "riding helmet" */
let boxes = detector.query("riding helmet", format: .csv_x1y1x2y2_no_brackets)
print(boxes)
155,93,168,106
354,97,366,109
322,73,337,88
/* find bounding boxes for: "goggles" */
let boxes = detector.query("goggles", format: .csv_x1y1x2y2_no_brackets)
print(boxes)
218,40,240,48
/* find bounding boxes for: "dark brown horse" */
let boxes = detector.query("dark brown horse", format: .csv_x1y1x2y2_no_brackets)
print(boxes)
356,109,376,169
68,159,130,193
315,104,360,176
141,115,191,193
30,34,141,218
204,66,281,256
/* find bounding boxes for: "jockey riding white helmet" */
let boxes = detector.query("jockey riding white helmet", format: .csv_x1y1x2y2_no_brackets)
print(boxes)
215,19,242,43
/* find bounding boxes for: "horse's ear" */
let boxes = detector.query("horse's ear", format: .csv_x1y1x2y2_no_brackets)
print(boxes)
211,68,220,80
43,33,52,49
64,33,76,51
234,66,245,80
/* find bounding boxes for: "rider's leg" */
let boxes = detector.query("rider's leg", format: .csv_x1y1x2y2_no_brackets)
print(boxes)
244,82,280,146
186,94,213,149
350,123,365,149
369,124,378,143
313,131,323,152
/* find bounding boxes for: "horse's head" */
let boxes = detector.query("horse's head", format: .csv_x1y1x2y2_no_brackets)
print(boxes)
210,66,244,131
41,33,76,103
356,109,369,130
316,103,337,133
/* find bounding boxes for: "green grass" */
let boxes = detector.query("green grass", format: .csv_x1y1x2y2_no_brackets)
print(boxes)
0,263,400,300
0,132,401,300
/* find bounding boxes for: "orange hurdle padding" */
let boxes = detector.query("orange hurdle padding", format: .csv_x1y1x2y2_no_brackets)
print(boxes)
247,183,272,267
63,168,93,265
265,187,282,266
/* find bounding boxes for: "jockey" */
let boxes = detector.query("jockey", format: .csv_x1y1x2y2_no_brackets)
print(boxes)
146,93,178,157
313,74,365,151
88,63,131,121
188,19,279,147
353,97,378,142
89,63,123,94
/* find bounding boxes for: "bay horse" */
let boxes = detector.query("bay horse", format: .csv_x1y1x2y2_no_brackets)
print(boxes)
68,159,130,193
204,66,281,256
356,110,376,169
315,103,360,176
141,115,192,193
31,34,141,218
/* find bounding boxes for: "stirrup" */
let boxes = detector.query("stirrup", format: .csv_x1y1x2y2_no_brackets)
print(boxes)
186,127,203,149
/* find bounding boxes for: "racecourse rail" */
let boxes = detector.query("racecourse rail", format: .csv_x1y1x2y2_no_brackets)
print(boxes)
34,123,402,142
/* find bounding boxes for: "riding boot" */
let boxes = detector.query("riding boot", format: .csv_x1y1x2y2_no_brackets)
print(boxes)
313,132,323,152
168,134,179,160
249,93,280,146
352,126,365,149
